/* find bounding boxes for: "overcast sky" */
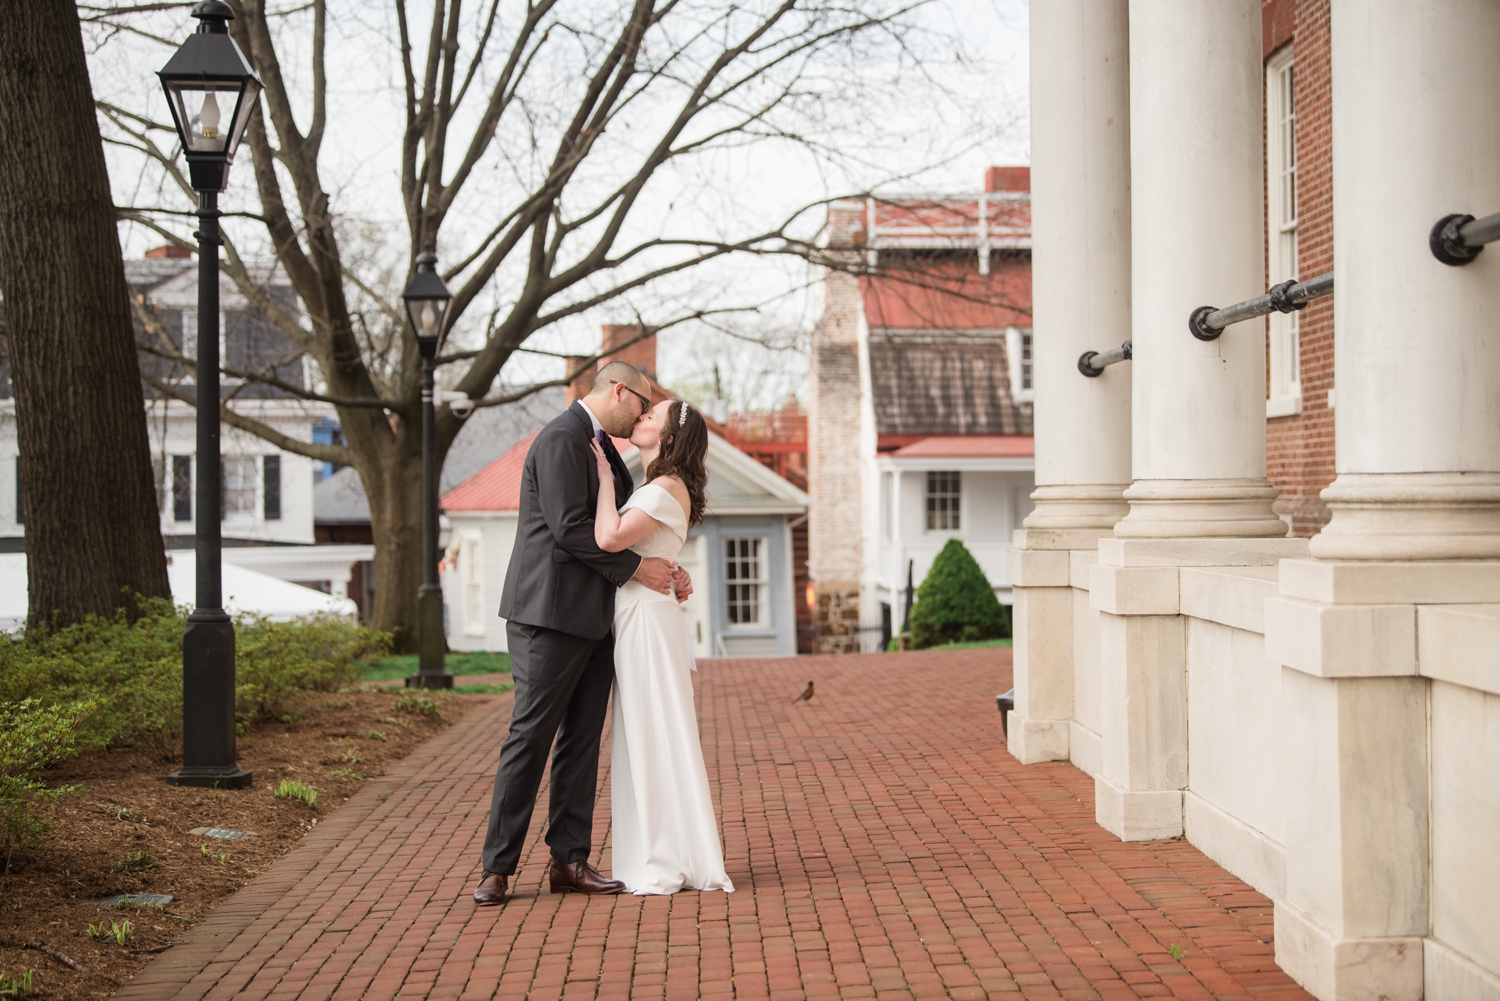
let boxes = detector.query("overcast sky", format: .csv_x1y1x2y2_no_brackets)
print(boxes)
90,0,1030,412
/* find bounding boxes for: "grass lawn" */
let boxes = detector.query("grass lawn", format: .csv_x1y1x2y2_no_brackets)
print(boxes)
358,650,512,681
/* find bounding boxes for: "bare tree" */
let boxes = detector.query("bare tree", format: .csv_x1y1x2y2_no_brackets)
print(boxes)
0,0,171,629
89,0,1020,644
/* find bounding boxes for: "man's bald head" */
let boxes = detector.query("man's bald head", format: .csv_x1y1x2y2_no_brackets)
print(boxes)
583,360,652,437
591,360,648,395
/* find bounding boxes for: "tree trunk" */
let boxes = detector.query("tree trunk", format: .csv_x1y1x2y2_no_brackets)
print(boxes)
0,1,171,628
359,434,426,651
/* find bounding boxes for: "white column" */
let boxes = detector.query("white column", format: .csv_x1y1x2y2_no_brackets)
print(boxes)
1268,4,1500,999
1310,0,1500,560
1024,0,1133,544
1007,0,1133,765
1113,0,1285,539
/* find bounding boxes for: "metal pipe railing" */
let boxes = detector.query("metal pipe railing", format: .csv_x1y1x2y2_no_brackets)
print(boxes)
1078,339,1132,377
1431,210,1500,266
1188,272,1334,342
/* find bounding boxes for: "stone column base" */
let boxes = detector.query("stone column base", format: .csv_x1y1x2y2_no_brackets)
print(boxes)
1274,899,1423,1001
1310,472,1500,561
1006,713,1069,763
1094,775,1182,841
1114,478,1288,539
813,585,861,654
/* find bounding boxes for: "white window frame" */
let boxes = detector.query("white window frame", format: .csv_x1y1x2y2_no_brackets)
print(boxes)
222,455,259,518
723,535,768,628
1266,47,1301,417
1006,326,1035,403
461,530,485,637
925,470,962,533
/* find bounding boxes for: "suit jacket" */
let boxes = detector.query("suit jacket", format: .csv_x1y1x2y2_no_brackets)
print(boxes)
498,402,643,639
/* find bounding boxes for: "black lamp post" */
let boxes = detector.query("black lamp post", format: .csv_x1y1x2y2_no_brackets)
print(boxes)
402,251,455,689
160,1,261,788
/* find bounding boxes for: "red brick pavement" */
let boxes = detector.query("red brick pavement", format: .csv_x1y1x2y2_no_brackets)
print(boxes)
115,649,1313,1001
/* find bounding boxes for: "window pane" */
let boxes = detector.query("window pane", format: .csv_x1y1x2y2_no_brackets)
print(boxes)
724,537,765,626
926,470,961,530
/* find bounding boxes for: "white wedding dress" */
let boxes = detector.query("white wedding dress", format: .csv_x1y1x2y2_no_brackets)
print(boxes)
609,482,734,895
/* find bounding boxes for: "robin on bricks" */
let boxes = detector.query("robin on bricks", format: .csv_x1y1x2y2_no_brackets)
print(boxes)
793,681,814,703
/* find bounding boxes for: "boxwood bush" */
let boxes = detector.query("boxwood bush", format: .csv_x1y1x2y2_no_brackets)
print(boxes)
908,539,1010,649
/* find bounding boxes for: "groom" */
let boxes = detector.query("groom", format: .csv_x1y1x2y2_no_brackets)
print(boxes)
473,361,689,906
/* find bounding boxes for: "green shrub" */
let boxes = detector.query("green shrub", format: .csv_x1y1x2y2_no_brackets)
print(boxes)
908,539,1010,649
0,599,390,756
235,614,390,723
0,698,93,870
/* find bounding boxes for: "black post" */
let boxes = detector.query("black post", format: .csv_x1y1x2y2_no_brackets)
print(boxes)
167,189,250,787
407,341,453,689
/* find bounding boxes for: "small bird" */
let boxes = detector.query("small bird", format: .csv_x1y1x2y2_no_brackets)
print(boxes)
793,681,814,703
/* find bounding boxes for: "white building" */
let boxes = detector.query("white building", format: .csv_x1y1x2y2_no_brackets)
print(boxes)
1010,4,1500,999
808,170,1037,652
0,252,371,599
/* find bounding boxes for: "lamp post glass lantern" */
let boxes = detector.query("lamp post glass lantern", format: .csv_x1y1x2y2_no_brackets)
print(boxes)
160,0,260,788
404,252,455,689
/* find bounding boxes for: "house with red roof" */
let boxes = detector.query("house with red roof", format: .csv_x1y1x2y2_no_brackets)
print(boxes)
440,330,810,657
808,168,1035,652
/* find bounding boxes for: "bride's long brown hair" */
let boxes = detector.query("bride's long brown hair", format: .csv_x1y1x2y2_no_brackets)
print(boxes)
646,400,708,526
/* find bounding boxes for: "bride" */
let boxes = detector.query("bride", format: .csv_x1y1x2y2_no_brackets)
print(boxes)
588,399,734,895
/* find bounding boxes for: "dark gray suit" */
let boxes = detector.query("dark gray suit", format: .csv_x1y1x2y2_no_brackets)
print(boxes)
482,402,642,875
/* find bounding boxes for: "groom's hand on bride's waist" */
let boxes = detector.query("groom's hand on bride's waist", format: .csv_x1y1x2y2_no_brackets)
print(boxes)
632,557,674,594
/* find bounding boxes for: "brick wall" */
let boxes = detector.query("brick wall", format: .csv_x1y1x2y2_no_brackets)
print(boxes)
1264,0,1335,537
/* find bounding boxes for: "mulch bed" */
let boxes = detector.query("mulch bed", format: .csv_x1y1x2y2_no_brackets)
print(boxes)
0,688,495,999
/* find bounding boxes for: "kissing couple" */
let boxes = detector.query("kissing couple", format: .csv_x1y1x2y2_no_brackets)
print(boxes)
472,360,734,903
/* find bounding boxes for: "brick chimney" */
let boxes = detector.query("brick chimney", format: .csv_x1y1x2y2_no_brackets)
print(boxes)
145,245,193,259
824,200,866,249
600,324,657,380
563,324,661,406
984,166,1031,193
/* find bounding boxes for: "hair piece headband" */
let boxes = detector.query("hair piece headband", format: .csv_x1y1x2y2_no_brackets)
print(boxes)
678,401,690,428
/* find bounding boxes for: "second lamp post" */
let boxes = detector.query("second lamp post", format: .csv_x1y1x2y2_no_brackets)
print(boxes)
403,251,455,689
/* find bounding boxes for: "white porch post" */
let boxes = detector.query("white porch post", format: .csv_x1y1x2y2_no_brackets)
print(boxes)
1007,0,1132,765
1113,0,1283,540
1092,0,1297,843
1267,3,1500,998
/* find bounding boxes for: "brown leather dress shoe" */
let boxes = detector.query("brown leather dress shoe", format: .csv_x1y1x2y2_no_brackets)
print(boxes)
473,870,508,906
548,858,625,895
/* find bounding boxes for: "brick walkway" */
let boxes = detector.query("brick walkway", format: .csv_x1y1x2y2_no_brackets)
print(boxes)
116,649,1312,1001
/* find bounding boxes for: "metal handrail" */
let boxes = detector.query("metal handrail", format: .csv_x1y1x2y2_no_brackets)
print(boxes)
1078,340,1132,377
1431,210,1500,266
1188,272,1334,342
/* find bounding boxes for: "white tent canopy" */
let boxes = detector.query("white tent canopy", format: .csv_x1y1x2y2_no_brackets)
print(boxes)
0,551,357,632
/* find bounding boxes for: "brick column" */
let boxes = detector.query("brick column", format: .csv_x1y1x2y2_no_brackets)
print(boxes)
1007,0,1132,764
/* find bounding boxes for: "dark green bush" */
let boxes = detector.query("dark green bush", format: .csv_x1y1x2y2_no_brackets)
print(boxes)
908,538,1010,649
0,598,390,756
0,697,93,869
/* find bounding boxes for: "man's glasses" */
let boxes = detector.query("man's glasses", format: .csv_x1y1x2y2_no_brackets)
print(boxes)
612,379,652,415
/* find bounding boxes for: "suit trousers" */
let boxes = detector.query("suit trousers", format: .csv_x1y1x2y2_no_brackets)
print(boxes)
481,620,616,875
